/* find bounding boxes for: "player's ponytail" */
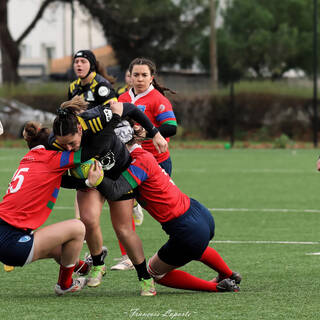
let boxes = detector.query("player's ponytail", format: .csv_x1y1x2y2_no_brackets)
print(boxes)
23,121,50,149
96,60,116,85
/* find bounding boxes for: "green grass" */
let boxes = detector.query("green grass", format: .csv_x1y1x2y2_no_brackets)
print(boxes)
0,82,68,97
0,79,313,99
1,147,320,319
221,80,312,98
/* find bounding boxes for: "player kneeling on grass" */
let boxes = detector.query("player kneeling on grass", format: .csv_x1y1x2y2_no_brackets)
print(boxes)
88,121,242,294
0,122,105,295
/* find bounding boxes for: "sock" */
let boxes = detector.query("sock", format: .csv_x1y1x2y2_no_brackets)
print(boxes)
156,269,218,292
74,259,89,274
133,259,151,280
118,240,127,256
200,247,232,278
132,216,136,231
92,250,105,266
58,264,75,290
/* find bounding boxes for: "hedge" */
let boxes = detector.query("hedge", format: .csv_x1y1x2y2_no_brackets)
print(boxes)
12,92,315,141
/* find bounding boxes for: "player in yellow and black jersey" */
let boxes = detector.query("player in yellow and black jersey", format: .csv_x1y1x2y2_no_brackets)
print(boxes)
68,50,117,109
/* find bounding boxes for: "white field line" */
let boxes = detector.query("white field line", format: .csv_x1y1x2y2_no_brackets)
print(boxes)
54,206,320,251
211,240,320,245
54,206,320,213
174,168,316,174
208,208,320,213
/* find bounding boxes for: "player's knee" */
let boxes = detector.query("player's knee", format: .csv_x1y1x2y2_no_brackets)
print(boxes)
71,219,86,237
147,258,167,281
114,225,134,240
79,214,99,230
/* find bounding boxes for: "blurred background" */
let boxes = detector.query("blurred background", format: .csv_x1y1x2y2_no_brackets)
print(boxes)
0,0,319,147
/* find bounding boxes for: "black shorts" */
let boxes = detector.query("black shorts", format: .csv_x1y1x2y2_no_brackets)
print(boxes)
158,198,215,267
0,219,34,266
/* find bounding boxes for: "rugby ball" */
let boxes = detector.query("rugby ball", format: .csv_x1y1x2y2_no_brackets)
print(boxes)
70,158,104,186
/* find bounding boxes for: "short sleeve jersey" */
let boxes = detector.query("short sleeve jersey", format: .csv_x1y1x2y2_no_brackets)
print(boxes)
0,146,82,230
119,85,177,163
68,72,117,109
121,145,190,223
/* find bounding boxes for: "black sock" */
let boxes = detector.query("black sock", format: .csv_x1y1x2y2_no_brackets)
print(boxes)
133,259,151,280
92,251,105,266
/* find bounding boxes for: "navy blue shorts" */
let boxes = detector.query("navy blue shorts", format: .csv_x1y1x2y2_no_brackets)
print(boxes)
0,219,34,266
158,198,215,267
159,157,172,176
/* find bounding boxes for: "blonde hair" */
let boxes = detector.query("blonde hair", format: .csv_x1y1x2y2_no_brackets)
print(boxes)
60,96,88,114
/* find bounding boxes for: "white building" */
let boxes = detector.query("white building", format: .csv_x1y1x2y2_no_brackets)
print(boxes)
3,0,106,79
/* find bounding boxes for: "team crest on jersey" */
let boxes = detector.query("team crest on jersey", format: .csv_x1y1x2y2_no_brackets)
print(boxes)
103,108,113,122
158,104,165,113
18,235,31,243
98,86,110,97
86,91,95,101
137,105,146,113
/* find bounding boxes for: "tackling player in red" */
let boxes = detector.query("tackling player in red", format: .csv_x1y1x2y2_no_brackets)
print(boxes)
0,119,115,295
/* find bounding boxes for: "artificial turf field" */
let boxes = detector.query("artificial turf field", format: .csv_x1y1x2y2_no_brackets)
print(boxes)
1,147,320,320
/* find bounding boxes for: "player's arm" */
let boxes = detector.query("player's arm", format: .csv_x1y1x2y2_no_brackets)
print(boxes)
151,99,177,138
61,175,87,189
120,102,159,138
77,105,113,133
96,174,133,201
152,123,176,138
79,114,122,161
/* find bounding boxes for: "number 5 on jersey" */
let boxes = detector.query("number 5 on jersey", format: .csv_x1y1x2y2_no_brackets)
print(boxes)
8,168,29,194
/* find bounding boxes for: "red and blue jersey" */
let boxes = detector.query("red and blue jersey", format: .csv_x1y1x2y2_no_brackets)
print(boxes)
119,85,177,163
0,146,82,230
121,145,190,223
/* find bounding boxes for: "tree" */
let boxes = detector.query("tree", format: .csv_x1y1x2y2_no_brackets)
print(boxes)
0,0,71,84
0,0,210,84
199,0,316,80
77,0,210,71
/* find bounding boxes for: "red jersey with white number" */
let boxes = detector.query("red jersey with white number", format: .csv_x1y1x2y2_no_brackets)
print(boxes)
119,85,177,163
0,146,82,230
121,145,190,223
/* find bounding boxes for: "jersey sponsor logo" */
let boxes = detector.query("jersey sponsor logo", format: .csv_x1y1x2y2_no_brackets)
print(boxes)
158,104,165,113
18,235,32,243
99,150,115,171
103,108,113,122
86,91,95,101
137,105,146,113
98,86,110,97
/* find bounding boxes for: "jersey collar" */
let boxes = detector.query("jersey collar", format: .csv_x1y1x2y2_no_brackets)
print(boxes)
127,143,142,153
129,84,154,104
31,145,45,150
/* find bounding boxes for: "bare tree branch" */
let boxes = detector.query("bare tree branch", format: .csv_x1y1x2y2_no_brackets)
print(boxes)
16,0,66,44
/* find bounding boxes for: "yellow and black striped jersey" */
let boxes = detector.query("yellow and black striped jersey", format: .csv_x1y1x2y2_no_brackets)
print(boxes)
68,72,117,109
